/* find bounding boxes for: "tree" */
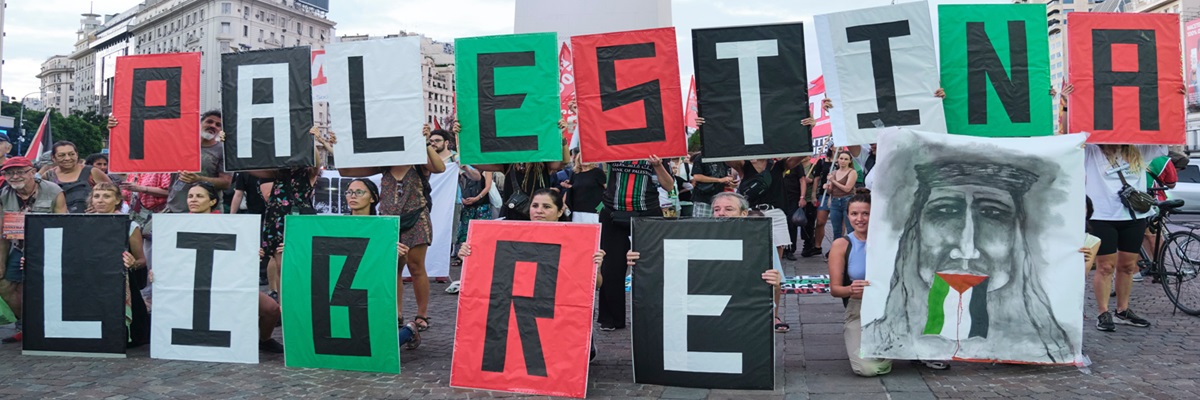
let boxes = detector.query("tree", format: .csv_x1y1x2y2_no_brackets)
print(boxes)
0,102,107,157
687,130,702,153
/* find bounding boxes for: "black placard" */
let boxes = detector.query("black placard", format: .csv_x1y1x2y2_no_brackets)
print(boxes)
967,21,1030,124
130,67,182,160
1092,29,1159,131
171,232,237,347
482,241,561,376
311,236,372,357
597,43,665,146
847,21,922,129
221,47,315,171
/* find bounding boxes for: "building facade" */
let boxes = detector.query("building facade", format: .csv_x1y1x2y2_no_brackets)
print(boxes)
1,0,7,100
37,55,74,114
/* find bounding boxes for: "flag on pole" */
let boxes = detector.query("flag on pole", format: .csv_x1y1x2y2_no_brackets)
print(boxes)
559,43,577,143
684,75,698,133
24,112,52,160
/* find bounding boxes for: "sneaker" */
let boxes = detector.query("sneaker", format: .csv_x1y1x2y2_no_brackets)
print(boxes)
403,322,422,350
1132,272,1144,282
782,252,797,261
1114,309,1151,327
1,331,22,343
801,247,822,258
598,325,618,331
445,280,461,294
1096,311,1115,332
259,338,284,353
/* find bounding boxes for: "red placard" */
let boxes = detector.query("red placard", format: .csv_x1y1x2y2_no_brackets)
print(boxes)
1068,13,1184,144
450,220,600,398
110,53,202,173
572,27,687,163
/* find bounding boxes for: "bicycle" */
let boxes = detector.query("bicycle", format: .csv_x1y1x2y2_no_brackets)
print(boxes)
1137,191,1200,316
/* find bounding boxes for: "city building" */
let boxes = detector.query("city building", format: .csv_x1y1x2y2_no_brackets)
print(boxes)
36,55,74,114
69,12,106,114
1,0,7,101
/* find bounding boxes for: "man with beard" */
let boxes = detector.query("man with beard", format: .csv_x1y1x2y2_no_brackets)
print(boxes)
863,160,1075,364
0,156,68,343
107,110,233,213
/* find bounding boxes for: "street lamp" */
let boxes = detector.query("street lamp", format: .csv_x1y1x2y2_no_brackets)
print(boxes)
15,91,41,156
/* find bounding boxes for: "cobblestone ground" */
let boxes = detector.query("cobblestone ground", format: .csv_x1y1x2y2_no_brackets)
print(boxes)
2,243,1200,399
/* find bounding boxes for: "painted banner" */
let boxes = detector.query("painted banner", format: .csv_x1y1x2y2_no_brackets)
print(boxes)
406,163,459,279
1068,13,1184,144
693,23,810,161
860,129,1085,364
573,27,688,163
325,37,427,168
939,4,1052,136
222,47,315,171
150,214,260,364
631,218,774,389
22,215,128,358
815,0,946,145
809,76,831,148
109,53,202,173
450,220,601,398
456,33,563,165
560,43,577,125
1187,19,1200,110
281,215,401,374
311,49,329,102
312,170,382,215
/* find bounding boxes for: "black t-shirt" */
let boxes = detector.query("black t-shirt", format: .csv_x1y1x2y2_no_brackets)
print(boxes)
690,154,729,204
810,159,832,197
502,164,554,220
566,168,605,214
782,162,805,202
234,172,270,215
739,160,786,209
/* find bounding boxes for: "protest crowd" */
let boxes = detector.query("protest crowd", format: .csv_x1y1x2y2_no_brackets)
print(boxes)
2,1,1198,397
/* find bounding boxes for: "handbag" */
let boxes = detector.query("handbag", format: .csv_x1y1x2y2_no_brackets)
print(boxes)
1116,170,1155,216
398,208,423,232
487,173,503,209
504,167,544,220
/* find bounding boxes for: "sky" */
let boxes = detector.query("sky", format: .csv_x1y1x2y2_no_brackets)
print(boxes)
1,0,1006,104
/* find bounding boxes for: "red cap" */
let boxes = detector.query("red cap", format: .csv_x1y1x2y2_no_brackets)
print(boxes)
1,156,34,171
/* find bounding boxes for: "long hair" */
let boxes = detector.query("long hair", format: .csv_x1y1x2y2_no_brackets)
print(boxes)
349,178,380,215
1100,144,1144,173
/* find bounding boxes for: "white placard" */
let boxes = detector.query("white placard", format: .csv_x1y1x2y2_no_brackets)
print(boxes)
326,37,427,168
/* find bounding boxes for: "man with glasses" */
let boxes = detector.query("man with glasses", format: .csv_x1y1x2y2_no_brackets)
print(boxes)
0,156,68,343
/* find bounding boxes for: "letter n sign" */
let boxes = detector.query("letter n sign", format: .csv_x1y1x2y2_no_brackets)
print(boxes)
222,47,315,171
939,5,1053,137
110,53,201,173
455,33,563,165
1068,13,1184,144
281,215,401,374
572,27,688,163
631,218,774,390
451,220,600,398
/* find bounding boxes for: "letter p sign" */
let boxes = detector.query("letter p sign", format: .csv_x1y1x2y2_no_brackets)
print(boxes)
110,53,201,173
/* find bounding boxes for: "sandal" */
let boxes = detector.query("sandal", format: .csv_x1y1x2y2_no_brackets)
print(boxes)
914,360,950,370
413,316,431,332
774,317,790,333
445,280,461,294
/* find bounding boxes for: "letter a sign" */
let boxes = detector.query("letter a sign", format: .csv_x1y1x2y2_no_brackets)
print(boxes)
1068,13,1184,144
222,47,315,171
451,220,600,398
631,218,774,390
110,53,202,173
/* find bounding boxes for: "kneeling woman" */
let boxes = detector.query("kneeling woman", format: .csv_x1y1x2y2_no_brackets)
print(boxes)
187,182,285,353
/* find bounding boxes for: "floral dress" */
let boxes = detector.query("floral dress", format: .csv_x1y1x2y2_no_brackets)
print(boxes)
380,167,432,248
261,168,316,254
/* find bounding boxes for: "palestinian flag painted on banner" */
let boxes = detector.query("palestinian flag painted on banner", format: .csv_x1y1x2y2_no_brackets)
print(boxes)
923,273,989,340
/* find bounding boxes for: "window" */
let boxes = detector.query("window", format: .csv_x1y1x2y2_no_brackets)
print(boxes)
222,3,231,14
309,26,314,38
298,22,302,32
259,29,264,39
221,22,231,34
244,25,249,37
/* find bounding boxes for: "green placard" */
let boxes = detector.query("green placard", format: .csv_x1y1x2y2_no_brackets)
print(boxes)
282,215,401,374
455,32,561,165
940,4,1052,136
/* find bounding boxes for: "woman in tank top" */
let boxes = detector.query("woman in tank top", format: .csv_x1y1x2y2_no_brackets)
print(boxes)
41,141,112,213
823,152,858,241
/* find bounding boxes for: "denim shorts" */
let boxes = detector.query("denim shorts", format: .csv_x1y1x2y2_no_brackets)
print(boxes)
4,247,23,283
818,195,831,211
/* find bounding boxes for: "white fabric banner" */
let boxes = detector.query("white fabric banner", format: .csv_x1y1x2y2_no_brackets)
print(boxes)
326,37,427,168
815,1,946,146
859,129,1085,365
150,214,261,364
406,163,459,278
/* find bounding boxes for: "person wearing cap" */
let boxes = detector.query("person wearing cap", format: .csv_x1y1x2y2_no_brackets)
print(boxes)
0,156,68,343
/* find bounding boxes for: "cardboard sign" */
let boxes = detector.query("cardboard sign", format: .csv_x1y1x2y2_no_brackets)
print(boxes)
3,212,24,240
450,220,600,398
222,47,315,171
693,23,810,161
573,27,687,163
110,53,202,173
150,214,261,364
325,37,427,168
22,215,128,358
939,5,1052,136
815,0,946,145
1068,13,1184,144
631,218,774,389
281,215,401,374
456,33,563,165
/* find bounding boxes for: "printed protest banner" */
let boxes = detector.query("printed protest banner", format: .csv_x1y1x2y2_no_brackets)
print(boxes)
573,27,688,163
110,53,202,173
222,47,315,171
1068,13,1184,144
450,220,600,398
939,4,1052,136
631,218,774,389
281,215,401,373
150,214,260,364
815,0,946,145
1187,19,1200,110
693,23,810,161
560,43,578,144
325,37,427,168
860,129,1085,364
456,33,562,165
22,215,128,357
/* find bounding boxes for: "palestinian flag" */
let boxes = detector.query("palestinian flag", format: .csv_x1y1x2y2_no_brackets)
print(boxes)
923,273,990,340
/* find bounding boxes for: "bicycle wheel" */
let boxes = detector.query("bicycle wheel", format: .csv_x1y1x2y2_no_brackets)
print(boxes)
1157,231,1200,316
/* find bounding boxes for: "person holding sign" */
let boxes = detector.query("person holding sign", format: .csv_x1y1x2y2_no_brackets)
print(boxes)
336,125,446,333
0,156,68,343
89,183,150,348
106,111,233,213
